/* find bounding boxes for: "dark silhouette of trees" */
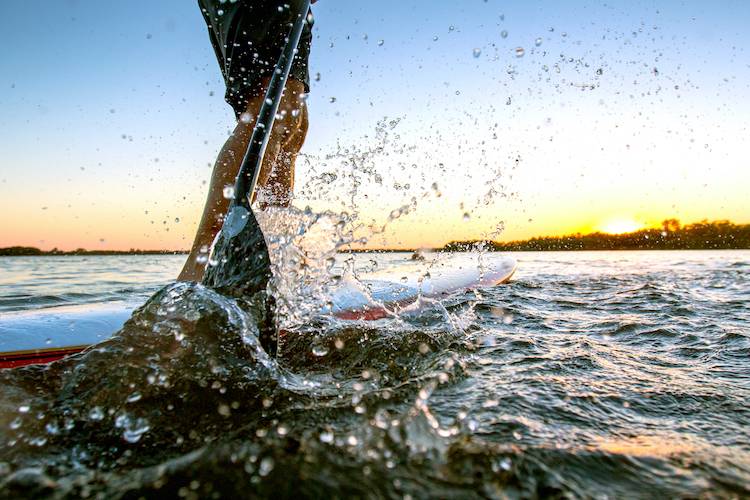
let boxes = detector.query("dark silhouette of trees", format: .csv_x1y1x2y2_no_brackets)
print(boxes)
0,247,186,257
2,219,749,256
661,218,681,233
442,219,750,252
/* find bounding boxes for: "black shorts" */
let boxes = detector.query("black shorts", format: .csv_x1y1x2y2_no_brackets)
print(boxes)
197,0,313,117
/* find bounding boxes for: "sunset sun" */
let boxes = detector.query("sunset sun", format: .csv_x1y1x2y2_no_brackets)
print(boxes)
600,218,643,235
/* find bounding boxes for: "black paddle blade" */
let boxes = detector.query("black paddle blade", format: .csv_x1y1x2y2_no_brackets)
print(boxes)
202,205,276,355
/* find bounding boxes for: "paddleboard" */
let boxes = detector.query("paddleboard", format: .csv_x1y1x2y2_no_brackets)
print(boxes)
0,254,516,368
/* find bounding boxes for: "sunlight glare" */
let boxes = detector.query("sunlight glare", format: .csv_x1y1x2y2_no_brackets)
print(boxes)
600,218,643,235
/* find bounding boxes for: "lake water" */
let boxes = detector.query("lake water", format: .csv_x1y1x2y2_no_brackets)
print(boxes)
0,250,748,497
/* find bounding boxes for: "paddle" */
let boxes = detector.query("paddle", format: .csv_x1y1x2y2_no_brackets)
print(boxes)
202,0,312,356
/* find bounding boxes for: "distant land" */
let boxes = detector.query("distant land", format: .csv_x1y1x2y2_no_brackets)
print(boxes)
442,219,750,252
0,247,187,257
1,220,749,256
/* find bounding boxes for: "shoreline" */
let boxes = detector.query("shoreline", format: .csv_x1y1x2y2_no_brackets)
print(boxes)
3,219,748,256
1,248,749,257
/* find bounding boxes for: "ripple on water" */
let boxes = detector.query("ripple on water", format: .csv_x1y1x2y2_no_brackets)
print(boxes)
0,250,749,496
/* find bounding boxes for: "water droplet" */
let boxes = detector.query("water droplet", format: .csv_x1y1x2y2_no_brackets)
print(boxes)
463,212,471,221
377,39,384,46
9,418,21,430
319,431,334,443
117,415,150,443
218,404,231,417
239,112,253,123
223,185,235,199
515,47,525,57
501,30,508,39
18,405,30,414
88,406,104,421
329,97,337,103
347,435,358,446
535,37,543,47
29,436,47,447
312,344,329,357
473,48,481,58
174,217,180,223
126,392,142,403
259,457,274,476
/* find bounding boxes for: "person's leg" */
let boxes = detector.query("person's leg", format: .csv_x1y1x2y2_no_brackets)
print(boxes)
256,81,309,208
178,78,308,282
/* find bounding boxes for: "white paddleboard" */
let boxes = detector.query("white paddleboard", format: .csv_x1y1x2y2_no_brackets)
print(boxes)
330,253,516,319
0,254,516,367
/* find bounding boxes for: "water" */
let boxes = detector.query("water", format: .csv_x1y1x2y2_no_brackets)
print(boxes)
0,250,749,498
0,255,184,313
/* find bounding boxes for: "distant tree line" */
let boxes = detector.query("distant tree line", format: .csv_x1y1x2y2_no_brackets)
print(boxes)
441,219,750,252
3,219,748,256
0,246,187,257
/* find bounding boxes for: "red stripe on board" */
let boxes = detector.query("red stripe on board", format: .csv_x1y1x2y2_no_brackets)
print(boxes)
0,347,85,369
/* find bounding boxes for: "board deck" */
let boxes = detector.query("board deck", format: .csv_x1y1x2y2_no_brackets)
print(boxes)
0,254,516,368
331,254,517,319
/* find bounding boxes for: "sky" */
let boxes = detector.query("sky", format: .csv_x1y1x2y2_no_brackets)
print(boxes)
0,0,748,250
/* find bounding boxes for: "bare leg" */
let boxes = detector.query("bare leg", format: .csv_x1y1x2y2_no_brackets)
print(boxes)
178,78,309,282
256,81,309,208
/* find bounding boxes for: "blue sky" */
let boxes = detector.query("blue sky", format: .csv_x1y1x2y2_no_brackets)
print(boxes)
1,0,749,249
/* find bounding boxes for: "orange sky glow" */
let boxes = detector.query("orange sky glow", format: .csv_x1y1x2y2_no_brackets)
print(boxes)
1,2,749,251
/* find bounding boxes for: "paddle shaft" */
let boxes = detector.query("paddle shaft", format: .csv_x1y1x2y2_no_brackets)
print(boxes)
232,0,312,210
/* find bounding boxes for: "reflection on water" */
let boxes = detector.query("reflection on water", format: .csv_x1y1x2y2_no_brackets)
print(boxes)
0,249,749,497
